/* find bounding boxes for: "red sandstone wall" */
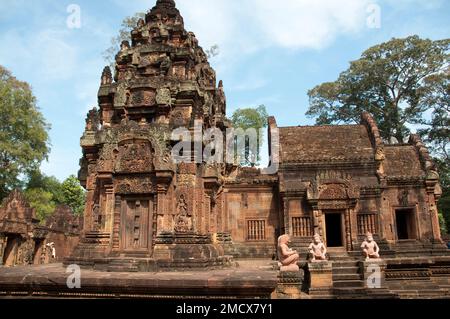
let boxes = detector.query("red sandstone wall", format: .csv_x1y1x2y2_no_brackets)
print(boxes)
45,232,80,263
224,188,278,247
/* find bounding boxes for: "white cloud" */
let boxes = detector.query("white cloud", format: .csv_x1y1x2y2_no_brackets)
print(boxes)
0,28,79,81
111,0,373,72
165,0,372,51
382,0,445,10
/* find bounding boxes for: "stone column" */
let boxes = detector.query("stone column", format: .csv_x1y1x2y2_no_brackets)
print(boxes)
0,235,5,266
83,155,97,232
283,197,290,235
345,208,353,251
112,195,121,251
156,185,167,233
104,185,114,234
428,193,442,242
312,207,321,237
349,207,359,249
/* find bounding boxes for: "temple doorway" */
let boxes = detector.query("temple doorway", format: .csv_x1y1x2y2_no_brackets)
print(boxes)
120,198,154,252
395,209,417,240
324,212,344,247
3,235,21,266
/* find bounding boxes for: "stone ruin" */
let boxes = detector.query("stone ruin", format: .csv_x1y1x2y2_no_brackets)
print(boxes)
0,190,81,267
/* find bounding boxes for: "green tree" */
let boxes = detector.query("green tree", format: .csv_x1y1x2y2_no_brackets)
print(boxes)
26,170,64,204
417,69,449,161
436,158,450,235
231,105,269,166
306,36,449,143
61,175,86,216
24,188,55,222
103,12,145,68
0,65,50,200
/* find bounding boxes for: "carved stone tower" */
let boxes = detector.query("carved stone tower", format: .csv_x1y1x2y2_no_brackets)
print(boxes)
67,0,231,271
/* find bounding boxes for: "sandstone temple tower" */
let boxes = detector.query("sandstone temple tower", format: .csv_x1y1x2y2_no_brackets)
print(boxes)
69,0,231,270
67,0,446,272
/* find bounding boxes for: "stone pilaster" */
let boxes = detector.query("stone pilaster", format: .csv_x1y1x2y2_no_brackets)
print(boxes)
359,259,387,289
307,261,333,293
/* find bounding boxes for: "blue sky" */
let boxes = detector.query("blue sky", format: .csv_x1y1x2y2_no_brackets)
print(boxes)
0,0,449,181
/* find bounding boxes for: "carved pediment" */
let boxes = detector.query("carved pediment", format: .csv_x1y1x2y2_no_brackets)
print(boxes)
307,171,360,202
115,139,153,173
114,176,154,194
0,190,35,222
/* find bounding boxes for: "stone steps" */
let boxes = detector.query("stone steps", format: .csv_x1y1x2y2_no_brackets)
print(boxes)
333,280,364,288
332,266,360,274
333,273,361,281
107,259,139,272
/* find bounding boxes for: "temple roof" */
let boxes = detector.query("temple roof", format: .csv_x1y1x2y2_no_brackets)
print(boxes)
279,124,374,163
384,145,425,178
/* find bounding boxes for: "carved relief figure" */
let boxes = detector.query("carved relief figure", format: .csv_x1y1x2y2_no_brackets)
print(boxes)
308,234,327,262
277,234,300,272
361,232,380,261
398,189,409,207
46,242,56,259
174,195,192,233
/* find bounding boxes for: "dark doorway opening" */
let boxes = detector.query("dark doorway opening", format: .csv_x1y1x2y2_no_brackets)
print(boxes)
396,209,417,240
325,213,343,247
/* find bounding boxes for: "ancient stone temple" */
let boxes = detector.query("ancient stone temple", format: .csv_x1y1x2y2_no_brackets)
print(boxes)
67,0,231,271
0,190,81,267
67,0,447,273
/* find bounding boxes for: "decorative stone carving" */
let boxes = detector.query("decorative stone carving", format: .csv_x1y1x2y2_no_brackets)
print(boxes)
115,140,153,173
101,66,112,85
174,195,193,233
308,234,327,262
131,90,156,107
114,82,129,107
398,189,409,207
278,234,300,272
361,232,380,261
114,176,154,194
156,88,172,105
85,108,100,132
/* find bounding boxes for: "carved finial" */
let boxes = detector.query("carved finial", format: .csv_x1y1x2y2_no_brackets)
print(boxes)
101,66,112,85
137,18,145,28
156,0,176,8
85,107,100,132
120,40,130,51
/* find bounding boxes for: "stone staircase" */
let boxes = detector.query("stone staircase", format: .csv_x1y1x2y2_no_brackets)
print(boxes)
107,258,140,272
386,279,449,299
327,249,399,299
390,240,450,258
331,259,397,299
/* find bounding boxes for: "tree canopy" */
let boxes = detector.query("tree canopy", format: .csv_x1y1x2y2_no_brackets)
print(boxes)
231,105,269,166
306,36,449,144
60,175,86,216
24,172,86,222
0,65,50,200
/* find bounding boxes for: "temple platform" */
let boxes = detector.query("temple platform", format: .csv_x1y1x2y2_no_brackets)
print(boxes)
1,256,449,299
0,260,278,299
